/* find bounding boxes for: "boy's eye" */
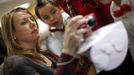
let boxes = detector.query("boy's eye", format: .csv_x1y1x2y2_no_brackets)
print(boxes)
43,8,58,20
51,9,57,15
43,16,49,20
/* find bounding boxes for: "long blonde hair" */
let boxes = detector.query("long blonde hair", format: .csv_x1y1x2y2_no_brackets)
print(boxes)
1,7,46,62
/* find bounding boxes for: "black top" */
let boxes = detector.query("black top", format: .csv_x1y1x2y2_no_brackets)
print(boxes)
98,50,134,75
3,55,54,75
0,37,7,65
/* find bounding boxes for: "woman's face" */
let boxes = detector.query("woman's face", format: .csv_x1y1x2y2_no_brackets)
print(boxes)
13,11,39,43
38,3,63,28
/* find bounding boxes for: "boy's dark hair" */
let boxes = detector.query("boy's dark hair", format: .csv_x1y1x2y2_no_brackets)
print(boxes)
35,0,59,19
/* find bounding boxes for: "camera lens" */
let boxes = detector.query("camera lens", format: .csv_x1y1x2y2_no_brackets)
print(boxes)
87,19,96,27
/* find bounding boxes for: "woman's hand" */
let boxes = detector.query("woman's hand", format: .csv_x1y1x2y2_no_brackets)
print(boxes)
62,15,92,56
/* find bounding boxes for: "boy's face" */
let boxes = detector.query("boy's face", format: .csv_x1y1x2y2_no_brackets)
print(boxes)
39,3,63,28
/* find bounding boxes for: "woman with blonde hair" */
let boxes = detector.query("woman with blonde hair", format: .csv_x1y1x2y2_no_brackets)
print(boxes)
1,7,91,75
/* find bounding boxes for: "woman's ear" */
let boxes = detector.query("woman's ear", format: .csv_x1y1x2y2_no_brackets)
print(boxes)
12,35,16,40
12,33,17,40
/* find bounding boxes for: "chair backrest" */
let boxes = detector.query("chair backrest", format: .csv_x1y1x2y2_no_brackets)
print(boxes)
0,63,4,75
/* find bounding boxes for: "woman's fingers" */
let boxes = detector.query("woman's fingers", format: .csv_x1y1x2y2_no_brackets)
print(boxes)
63,15,92,55
76,28,88,35
66,15,89,32
65,15,83,30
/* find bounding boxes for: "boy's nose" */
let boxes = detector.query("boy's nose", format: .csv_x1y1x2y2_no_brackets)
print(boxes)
49,15,55,21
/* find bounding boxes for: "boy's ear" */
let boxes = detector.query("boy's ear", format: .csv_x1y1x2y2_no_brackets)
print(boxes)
59,6,64,13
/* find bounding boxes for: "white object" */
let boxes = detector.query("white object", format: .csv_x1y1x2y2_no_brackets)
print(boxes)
47,12,70,56
47,32,64,56
78,21,128,71
110,0,134,62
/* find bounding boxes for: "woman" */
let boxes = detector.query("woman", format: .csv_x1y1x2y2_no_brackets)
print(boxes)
1,7,90,75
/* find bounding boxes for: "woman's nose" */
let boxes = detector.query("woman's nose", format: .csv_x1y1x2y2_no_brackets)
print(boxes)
29,19,36,28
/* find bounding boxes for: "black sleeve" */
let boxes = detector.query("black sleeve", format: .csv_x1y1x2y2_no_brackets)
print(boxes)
4,55,38,75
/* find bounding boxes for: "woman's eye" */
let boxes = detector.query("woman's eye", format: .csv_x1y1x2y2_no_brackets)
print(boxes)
30,17,36,22
21,21,27,25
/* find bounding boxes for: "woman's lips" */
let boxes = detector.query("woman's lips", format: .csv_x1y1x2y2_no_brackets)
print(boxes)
32,29,38,33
